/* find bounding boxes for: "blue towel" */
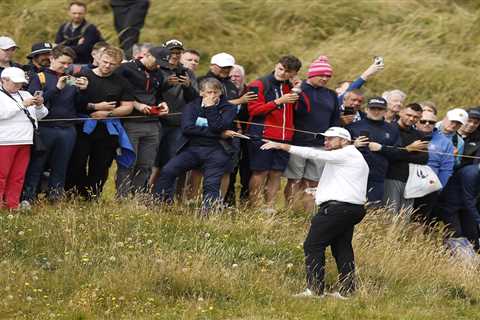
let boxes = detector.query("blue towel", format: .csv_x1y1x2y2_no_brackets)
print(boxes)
83,118,136,168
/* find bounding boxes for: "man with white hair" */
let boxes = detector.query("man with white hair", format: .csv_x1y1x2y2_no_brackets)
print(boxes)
261,126,369,298
382,89,406,123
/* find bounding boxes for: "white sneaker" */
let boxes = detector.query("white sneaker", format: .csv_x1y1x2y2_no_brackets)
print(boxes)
293,288,324,298
19,200,32,211
326,291,349,300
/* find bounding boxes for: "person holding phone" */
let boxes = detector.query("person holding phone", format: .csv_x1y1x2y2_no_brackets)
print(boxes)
114,46,170,198
22,45,88,205
246,55,302,211
0,67,48,209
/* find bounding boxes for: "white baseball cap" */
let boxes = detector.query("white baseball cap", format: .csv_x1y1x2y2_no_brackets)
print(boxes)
320,127,352,141
0,36,17,50
446,108,468,125
1,67,28,84
210,52,235,68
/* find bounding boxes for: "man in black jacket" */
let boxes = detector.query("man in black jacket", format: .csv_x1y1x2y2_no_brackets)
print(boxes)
115,47,170,198
154,78,239,209
382,103,429,214
348,97,401,204
55,1,103,64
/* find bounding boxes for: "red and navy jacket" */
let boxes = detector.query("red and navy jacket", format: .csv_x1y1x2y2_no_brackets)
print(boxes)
246,73,295,142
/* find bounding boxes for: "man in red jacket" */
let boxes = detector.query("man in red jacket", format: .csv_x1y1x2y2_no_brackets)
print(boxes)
246,55,302,210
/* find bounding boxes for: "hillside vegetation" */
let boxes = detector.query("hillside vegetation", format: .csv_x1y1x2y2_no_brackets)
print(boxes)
2,0,480,111
1,0,480,319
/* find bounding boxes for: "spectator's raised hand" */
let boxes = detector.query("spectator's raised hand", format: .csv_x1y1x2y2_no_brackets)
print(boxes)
239,91,258,104
340,114,355,126
75,76,88,90
354,136,369,148
90,111,110,119
177,75,191,87
361,62,384,80
57,75,69,90
167,75,181,86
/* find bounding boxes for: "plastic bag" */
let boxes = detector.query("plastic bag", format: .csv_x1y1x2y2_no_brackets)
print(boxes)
404,164,442,199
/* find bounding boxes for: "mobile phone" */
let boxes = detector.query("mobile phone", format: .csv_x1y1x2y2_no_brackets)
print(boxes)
249,87,259,95
360,130,370,138
149,106,160,115
176,68,186,78
343,107,356,115
34,90,43,97
374,56,384,66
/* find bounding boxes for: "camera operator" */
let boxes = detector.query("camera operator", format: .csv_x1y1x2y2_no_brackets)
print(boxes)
261,127,368,298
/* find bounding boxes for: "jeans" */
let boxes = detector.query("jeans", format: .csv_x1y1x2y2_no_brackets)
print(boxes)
22,126,77,202
155,146,230,207
303,201,366,295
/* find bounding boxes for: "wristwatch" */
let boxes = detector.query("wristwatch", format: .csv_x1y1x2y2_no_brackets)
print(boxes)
87,103,95,111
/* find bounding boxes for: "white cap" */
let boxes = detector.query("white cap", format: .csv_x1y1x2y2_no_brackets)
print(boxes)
446,108,468,125
210,52,235,68
0,36,17,50
1,67,28,83
320,126,352,141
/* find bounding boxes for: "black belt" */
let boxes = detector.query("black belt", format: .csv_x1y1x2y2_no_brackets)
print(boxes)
318,200,362,211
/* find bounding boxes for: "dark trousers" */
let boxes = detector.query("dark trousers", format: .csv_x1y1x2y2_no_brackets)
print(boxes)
111,0,150,59
65,129,118,200
303,201,366,295
438,206,480,251
413,191,439,224
22,126,77,202
155,145,230,207
366,180,384,204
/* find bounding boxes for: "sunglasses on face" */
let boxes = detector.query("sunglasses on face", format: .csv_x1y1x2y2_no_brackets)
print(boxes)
419,120,436,125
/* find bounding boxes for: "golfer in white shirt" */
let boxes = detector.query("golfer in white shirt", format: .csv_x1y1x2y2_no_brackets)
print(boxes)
261,126,369,298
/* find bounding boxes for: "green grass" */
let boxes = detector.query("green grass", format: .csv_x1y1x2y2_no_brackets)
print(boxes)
1,201,480,319
2,0,480,318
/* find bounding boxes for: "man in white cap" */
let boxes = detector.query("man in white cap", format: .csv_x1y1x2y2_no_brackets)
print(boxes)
261,126,369,298
436,107,468,167
0,36,22,74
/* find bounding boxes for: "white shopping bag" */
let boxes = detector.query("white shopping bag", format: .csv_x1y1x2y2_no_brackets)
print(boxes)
404,164,442,199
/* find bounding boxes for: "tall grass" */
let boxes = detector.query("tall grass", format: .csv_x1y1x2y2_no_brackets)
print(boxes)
0,200,479,319
1,0,480,112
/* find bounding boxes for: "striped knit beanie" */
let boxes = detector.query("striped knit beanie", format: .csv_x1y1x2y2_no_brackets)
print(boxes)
307,55,333,78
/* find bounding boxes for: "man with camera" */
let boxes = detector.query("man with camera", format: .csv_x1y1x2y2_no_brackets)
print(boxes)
246,55,302,211
261,127,369,298
339,89,365,126
114,47,170,198
283,56,340,212
22,45,88,205
66,46,134,200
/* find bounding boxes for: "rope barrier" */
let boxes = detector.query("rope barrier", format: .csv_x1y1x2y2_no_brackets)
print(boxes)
7,110,480,160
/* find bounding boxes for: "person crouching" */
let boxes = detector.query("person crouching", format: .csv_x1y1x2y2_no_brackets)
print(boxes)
154,77,239,209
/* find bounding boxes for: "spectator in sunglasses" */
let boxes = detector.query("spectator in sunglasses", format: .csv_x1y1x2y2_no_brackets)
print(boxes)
414,111,455,222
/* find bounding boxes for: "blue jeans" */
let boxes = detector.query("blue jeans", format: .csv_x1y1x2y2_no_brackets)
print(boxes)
155,145,230,207
22,126,77,202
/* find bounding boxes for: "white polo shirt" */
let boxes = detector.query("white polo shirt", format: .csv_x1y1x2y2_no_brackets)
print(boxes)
289,145,369,205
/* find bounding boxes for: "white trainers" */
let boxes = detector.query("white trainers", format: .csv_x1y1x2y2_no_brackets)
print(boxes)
19,200,32,211
293,288,324,298
325,291,349,300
